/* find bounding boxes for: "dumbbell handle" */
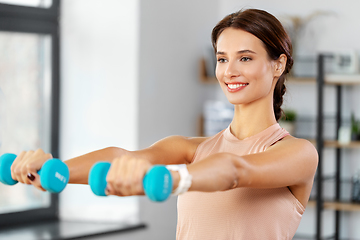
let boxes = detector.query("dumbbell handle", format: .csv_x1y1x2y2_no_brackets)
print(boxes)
0,153,69,193
88,162,173,202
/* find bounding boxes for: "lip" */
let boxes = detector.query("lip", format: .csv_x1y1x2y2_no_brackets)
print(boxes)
225,82,249,92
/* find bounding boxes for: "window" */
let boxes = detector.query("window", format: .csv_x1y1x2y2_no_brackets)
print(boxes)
0,0,52,8
0,1,60,228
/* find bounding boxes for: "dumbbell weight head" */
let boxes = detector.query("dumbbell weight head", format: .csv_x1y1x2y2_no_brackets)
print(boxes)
143,165,173,202
88,161,111,196
38,158,69,193
88,162,173,202
0,153,18,185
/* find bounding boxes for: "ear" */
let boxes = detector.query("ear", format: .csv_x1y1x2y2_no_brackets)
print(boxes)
273,54,287,78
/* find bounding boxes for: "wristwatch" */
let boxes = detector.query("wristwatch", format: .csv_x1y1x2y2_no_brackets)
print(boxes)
166,164,192,195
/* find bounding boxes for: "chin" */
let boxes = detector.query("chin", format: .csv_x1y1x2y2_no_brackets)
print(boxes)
225,96,260,106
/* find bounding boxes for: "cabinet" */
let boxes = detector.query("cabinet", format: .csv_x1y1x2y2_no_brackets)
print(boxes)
316,54,360,240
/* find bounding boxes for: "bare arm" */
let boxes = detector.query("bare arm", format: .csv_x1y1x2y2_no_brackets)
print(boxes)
10,135,206,191
66,135,206,184
186,137,318,205
65,147,127,184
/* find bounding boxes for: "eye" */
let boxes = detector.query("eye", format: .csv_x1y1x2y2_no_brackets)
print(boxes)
240,57,251,62
217,58,227,63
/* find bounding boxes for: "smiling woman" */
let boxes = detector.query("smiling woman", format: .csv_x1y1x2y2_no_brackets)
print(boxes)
174,9,317,239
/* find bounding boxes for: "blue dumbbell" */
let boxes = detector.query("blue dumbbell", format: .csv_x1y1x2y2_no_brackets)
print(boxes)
88,162,173,202
0,153,69,193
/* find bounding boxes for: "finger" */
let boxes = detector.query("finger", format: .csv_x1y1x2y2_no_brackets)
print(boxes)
133,159,150,195
113,156,131,196
106,157,122,196
16,150,35,184
11,151,27,181
122,157,138,196
33,183,46,192
25,151,53,186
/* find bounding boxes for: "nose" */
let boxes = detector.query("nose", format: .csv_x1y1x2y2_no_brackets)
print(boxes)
224,61,240,79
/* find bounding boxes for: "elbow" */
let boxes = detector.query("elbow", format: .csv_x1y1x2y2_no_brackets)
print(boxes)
105,147,129,159
225,153,253,188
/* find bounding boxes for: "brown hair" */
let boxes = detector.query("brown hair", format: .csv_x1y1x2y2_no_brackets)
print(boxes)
211,9,293,121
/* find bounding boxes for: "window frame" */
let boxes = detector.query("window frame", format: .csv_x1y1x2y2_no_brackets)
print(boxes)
0,0,60,228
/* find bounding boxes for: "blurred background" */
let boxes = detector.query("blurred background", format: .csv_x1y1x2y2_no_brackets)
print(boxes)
1,0,360,239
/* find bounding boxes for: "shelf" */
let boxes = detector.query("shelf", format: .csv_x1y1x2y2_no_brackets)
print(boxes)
287,77,316,84
199,58,217,84
324,201,360,211
308,139,360,149
0,220,146,240
308,200,360,211
288,75,360,85
324,140,360,148
307,200,317,208
325,74,360,85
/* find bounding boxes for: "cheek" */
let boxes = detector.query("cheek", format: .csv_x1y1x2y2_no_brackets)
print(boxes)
215,64,222,80
254,62,274,84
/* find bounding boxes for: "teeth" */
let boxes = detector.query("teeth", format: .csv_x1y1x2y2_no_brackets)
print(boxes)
227,83,247,89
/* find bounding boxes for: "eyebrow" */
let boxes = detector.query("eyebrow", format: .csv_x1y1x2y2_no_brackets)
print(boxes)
216,50,256,55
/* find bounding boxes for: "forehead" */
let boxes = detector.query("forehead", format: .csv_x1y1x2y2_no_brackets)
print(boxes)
216,28,266,54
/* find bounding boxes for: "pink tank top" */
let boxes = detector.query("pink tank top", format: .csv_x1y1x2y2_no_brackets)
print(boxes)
176,123,305,240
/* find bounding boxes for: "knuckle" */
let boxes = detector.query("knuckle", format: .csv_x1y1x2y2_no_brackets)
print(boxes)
13,165,21,174
25,163,35,172
106,177,114,185
114,179,123,188
20,166,28,175
123,181,132,190
137,185,143,195
35,148,43,154
134,178,141,187
18,151,26,158
10,164,16,173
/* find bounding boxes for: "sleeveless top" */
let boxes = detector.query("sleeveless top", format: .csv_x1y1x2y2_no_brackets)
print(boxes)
176,123,305,240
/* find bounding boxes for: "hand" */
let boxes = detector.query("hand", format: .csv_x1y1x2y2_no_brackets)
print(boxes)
105,155,153,196
10,149,53,191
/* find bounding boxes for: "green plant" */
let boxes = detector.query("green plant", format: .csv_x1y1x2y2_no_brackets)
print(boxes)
281,110,297,122
351,113,360,135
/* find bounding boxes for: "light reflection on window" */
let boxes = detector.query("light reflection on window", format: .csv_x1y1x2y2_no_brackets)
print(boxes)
0,0,52,8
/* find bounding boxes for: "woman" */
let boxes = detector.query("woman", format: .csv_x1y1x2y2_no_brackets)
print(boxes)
10,9,318,239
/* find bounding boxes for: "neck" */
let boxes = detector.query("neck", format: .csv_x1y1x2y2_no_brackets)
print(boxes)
230,96,277,140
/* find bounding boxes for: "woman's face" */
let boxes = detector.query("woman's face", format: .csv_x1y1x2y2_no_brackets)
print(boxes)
215,27,283,106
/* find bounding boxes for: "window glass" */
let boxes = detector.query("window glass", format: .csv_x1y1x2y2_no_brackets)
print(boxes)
0,0,52,8
0,31,52,214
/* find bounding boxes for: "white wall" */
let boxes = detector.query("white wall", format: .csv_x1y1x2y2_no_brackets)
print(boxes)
59,0,140,223
137,1,219,238
218,1,360,239
138,0,220,147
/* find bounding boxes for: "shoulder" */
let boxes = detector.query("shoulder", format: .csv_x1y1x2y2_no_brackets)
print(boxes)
268,135,318,165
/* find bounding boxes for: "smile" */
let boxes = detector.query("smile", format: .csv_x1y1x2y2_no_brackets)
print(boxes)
226,83,249,92
227,83,248,89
